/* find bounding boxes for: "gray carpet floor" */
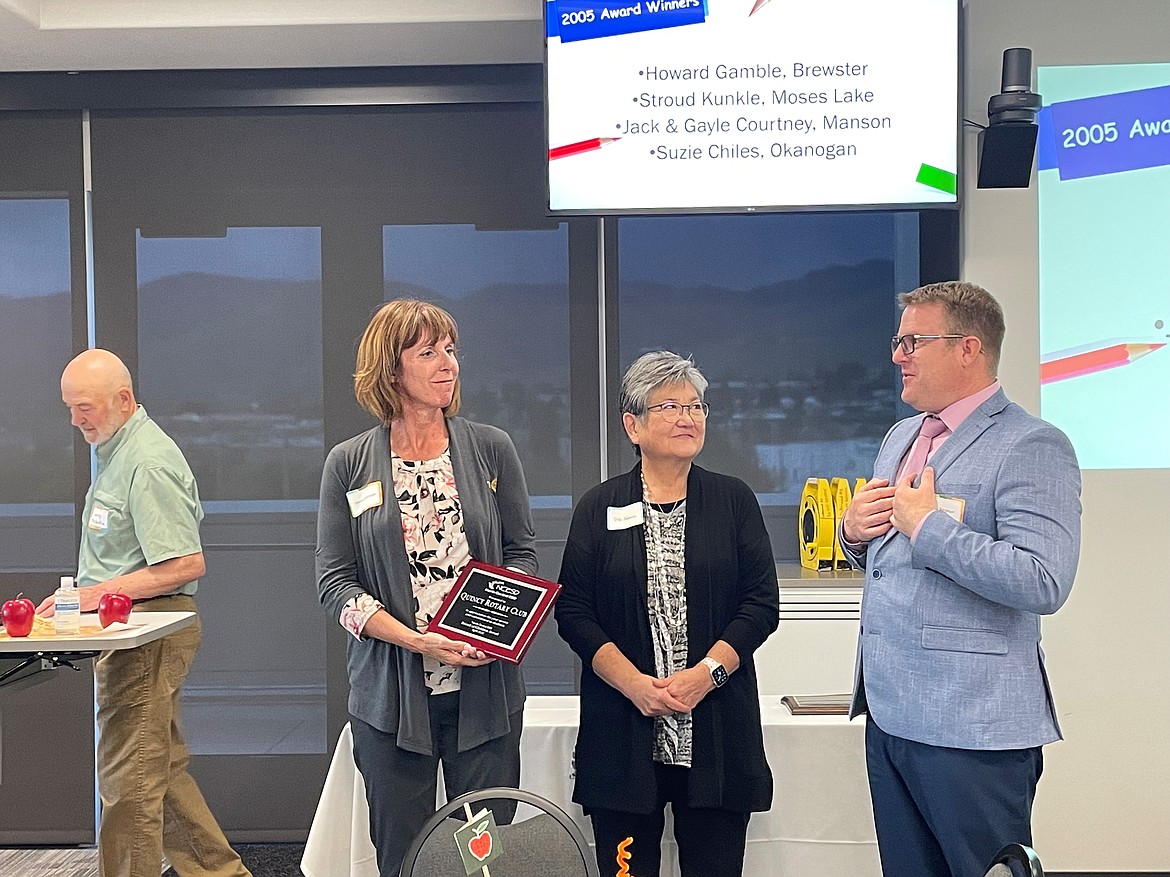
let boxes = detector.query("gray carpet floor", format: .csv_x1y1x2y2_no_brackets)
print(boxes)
0,844,306,877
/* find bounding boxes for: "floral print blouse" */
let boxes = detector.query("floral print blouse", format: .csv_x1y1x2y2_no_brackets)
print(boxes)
339,448,471,695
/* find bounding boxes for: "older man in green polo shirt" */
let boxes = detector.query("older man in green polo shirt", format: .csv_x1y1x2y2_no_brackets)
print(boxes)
38,349,251,877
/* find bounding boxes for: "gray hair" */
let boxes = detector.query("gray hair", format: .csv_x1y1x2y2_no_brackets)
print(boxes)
619,351,708,417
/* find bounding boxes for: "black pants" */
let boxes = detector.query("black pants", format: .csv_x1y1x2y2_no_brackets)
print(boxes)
350,693,523,877
589,764,751,877
866,717,1043,877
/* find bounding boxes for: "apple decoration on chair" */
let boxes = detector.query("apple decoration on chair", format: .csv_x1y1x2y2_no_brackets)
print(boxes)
468,827,493,861
98,591,133,628
2,593,36,637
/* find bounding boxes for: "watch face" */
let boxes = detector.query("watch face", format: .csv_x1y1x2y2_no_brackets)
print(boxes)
703,658,728,687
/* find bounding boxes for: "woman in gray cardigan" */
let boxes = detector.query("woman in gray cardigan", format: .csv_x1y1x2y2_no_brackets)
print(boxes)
316,299,537,877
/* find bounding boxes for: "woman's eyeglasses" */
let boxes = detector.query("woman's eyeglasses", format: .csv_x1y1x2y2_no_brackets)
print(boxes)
645,402,710,421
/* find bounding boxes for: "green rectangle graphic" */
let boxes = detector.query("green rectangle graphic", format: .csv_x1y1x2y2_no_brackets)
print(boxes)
916,163,958,195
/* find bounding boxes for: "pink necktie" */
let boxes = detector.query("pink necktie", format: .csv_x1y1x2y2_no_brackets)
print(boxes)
900,415,947,484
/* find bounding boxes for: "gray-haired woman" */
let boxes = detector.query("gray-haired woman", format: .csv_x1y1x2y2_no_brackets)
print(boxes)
555,351,779,877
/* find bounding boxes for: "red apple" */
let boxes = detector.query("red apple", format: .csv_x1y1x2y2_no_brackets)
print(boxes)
468,829,492,861
2,594,36,637
98,592,133,628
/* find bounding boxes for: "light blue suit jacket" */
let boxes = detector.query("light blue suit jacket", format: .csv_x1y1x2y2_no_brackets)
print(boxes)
843,388,1081,749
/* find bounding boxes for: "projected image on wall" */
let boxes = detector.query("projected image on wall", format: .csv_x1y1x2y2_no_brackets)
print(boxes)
1038,64,1170,469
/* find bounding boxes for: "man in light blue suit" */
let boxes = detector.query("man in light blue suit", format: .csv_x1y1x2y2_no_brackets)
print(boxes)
841,281,1081,877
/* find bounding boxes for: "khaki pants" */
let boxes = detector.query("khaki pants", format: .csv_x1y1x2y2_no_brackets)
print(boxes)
95,594,251,877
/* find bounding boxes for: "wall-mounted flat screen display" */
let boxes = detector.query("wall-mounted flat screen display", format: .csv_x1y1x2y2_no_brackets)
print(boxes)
544,0,960,213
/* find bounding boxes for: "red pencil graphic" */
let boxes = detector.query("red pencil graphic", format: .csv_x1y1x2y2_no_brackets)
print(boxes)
1040,340,1165,384
548,137,620,160
749,0,777,15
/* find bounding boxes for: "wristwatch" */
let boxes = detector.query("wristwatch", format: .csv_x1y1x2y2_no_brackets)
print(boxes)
701,656,729,688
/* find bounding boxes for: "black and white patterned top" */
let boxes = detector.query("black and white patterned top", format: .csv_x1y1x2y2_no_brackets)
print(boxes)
393,449,471,695
645,499,692,766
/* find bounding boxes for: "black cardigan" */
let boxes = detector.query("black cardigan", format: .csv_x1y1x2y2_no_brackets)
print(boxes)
555,463,779,814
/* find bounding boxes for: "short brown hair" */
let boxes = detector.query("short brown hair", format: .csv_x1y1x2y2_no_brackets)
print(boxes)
354,299,461,424
898,281,1005,372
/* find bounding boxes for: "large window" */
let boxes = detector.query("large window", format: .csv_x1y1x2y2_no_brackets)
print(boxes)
0,172,94,843
138,227,324,503
617,212,920,558
0,198,75,569
137,227,326,755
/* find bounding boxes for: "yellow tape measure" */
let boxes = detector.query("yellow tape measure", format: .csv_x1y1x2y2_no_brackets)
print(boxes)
799,478,835,570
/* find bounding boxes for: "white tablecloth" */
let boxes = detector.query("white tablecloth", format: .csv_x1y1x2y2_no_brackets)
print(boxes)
301,696,879,877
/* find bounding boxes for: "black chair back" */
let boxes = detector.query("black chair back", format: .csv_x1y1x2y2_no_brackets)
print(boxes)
399,787,599,877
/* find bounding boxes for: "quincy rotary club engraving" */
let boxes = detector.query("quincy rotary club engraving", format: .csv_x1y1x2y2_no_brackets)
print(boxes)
427,561,562,663
444,576,541,646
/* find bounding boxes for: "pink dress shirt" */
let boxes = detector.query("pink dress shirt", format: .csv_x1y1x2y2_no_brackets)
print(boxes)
904,380,1001,541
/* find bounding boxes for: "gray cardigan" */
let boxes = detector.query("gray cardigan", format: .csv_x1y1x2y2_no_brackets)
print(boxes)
316,417,537,754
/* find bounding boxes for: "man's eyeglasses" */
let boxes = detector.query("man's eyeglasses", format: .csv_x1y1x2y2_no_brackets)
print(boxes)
645,401,710,421
891,334,966,355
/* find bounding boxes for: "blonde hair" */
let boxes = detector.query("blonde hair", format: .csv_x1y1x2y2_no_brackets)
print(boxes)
899,281,1005,372
353,299,461,424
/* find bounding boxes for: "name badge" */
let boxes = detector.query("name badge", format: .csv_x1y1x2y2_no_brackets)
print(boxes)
936,495,966,523
346,481,384,518
88,506,110,531
606,502,644,530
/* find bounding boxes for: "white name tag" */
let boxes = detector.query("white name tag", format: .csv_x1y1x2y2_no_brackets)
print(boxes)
606,502,644,530
936,494,966,523
88,506,110,531
346,481,384,518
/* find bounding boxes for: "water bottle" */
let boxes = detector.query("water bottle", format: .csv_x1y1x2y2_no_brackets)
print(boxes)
54,575,81,636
